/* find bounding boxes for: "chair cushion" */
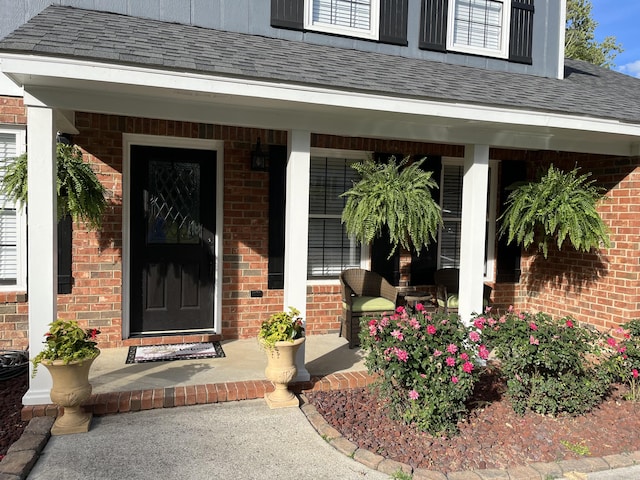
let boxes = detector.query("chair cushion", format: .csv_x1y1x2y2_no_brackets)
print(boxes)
437,294,459,308
352,296,396,312
437,295,489,308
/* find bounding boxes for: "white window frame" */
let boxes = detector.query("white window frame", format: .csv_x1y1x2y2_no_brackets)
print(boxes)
0,126,27,292
447,0,511,59
304,0,380,41
438,157,498,282
307,148,370,285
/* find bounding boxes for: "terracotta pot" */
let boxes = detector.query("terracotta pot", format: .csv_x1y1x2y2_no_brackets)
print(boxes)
42,353,98,435
263,337,305,409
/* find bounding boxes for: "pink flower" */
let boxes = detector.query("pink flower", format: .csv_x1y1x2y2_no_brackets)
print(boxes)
426,324,437,335
463,361,474,373
420,373,427,378
460,353,469,361
607,337,617,347
478,345,490,360
566,320,574,328
415,303,425,312
395,348,409,362
391,329,404,341
409,318,421,330
409,390,419,400
619,346,627,354
469,331,480,343
451,376,459,384
487,318,497,327
529,322,538,331
529,335,539,346
473,318,486,329
369,325,377,336
633,369,639,379
446,357,456,367
433,349,442,357
380,317,390,328
396,306,406,315
447,344,458,354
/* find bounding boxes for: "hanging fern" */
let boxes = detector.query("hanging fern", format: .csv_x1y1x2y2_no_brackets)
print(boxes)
498,164,610,258
1,143,107,229
341,155,442,256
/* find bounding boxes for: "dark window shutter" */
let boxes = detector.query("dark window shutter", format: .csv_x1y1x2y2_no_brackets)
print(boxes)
509,0,535,64
57,214,73,294
271,0,304,30
410,155,442,285
419,0,448,52
379,0,409,46
495,160,526,283
268,145,287,289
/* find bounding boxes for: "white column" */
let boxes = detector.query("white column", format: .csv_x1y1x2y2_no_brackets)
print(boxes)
458,145,489,325
283,130,311,382
23,106,58,405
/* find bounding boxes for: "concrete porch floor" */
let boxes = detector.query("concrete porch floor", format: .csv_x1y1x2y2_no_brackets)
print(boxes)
88,333,368,395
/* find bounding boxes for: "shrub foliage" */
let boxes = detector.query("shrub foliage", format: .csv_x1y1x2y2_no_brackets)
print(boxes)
360,306,486,435
476,308,613,416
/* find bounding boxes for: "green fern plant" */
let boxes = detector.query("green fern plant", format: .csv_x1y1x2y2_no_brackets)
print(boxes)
340,155,442,256
1,143,107,229
498,164,609,258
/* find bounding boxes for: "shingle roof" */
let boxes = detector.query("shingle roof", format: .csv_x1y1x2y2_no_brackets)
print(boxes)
1,5,640,125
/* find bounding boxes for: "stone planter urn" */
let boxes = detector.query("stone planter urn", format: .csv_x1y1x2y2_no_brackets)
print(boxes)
42,354,98,435
263,337,305,409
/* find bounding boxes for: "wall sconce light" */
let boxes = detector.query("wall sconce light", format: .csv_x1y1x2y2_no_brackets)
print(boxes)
251,138,269,171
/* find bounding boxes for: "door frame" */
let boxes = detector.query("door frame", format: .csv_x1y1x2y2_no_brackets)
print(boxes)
122,134,224,338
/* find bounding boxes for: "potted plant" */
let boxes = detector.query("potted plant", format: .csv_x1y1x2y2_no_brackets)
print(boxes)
258,307,305,409
341,155,442,257
498,164,610,258
1,143,107,229
32,319,101,435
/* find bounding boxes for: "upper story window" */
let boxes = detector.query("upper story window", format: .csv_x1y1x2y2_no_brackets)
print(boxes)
0,127,27,291
420,0,534,64
305,0,380,40
448,0,510,58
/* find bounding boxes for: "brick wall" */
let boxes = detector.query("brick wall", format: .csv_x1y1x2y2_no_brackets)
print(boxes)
512,153,640,333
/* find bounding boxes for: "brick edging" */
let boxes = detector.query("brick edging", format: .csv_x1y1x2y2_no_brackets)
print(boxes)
20,371,376,421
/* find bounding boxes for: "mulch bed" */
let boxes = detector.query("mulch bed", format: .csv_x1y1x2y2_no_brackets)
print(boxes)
0,371,28,460
306,369,640,473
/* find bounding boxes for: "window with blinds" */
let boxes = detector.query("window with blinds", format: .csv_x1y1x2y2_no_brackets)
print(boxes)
438,160,497,279
0,132,19,285
308,156,362,279
305,0,380,40
448,0,510,57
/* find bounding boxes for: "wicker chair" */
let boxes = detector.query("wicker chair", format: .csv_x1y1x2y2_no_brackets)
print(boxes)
339,268,398,348
434,268,492,314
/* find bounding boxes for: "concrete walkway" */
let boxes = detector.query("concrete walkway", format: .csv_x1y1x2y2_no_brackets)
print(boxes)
26,400,389,480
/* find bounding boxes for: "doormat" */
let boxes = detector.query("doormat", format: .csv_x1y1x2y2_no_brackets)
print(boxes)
126,342,225,364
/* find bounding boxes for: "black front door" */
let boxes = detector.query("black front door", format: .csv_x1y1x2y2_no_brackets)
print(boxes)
130,145,216,334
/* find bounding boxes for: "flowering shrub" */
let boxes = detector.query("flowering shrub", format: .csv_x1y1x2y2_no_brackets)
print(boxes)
476,308,613,416
609,319,640,401
359,305,486,436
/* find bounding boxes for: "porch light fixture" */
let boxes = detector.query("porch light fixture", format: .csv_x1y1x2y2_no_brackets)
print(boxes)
251,138,269,171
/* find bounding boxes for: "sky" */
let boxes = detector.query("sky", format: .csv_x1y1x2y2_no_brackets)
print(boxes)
590,0,640,77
